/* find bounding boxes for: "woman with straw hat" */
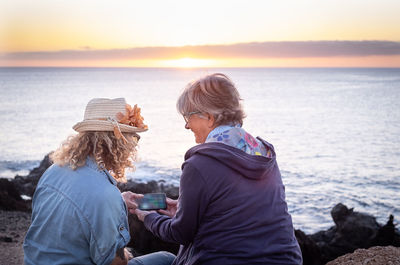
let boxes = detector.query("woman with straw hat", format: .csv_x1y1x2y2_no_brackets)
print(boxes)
23,98,174,265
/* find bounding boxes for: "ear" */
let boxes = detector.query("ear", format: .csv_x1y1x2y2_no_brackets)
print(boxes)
207,113,215,128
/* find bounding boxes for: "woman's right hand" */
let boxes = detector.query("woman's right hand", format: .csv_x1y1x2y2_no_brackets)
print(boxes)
121,191,143,214
158,198,178,218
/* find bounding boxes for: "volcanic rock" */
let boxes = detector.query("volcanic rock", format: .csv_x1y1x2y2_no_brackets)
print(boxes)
0,178,30,211
326,246,400,265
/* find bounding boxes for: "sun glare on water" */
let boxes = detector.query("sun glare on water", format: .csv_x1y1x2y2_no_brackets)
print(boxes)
161,57,215,68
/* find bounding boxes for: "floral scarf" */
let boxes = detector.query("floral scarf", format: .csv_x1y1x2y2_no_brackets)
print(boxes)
205,124,272,157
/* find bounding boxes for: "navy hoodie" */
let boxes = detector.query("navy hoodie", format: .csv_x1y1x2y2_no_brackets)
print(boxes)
144,138,302,265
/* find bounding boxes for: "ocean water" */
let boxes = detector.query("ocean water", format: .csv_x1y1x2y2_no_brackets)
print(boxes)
0,67,399,234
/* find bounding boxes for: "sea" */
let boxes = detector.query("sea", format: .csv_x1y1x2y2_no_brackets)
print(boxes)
0,67,399,234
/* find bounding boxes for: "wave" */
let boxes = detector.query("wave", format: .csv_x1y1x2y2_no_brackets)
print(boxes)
0,160,41,179
0,159,182,186
126,161,181,186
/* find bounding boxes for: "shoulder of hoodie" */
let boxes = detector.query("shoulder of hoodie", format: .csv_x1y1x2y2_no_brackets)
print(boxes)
181,143,232,183
182,140,274,170
184,136,276,162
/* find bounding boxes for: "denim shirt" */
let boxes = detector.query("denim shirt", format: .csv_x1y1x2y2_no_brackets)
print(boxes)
23,158,130,265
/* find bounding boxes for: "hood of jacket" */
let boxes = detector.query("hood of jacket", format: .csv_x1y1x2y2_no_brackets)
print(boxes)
184,137,277,180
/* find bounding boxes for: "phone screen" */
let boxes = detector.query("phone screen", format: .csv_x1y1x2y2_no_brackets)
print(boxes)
138,193,167,210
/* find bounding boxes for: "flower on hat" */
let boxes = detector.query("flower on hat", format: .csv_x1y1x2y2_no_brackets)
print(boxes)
107,104,148,143
116,104,148,130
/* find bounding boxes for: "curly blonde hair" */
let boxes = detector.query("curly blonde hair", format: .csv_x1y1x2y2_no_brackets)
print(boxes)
50,131,139,182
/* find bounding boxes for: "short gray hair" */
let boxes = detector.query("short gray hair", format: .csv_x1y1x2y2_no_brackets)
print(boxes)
177,73,245,126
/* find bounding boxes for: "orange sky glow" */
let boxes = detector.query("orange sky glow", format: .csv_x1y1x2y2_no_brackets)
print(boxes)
1,0,400,67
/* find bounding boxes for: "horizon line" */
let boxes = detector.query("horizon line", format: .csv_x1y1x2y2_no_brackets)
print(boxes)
2,40,400,61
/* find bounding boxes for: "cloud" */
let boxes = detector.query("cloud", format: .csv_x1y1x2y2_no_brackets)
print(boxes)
2,41,400,61
79,46,93,50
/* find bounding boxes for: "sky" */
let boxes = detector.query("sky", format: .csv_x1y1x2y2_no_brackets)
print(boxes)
1,0,400,67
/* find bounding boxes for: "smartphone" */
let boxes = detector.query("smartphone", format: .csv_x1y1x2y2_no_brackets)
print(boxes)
138,193,167,210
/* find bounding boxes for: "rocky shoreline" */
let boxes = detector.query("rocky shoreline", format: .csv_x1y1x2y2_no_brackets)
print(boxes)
1,153,399,265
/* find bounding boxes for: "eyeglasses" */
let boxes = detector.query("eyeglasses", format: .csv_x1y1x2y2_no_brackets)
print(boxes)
183,111,201,124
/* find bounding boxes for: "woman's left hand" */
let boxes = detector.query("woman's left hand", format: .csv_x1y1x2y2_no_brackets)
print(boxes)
158,198,178,218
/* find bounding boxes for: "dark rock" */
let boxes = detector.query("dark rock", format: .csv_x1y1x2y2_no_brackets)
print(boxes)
295,229,322,265
0,236,13,243
0,178,30,211
331,203,353,227
310,203,400,264
332,203,379,247
372,214,400,247
326,246,400,265
12,153,53,197
311,226,336,245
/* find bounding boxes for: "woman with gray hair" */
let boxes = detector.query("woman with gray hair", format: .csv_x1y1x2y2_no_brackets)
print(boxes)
133,73,302,265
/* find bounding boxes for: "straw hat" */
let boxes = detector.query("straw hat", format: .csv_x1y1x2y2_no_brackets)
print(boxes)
73,98,148,133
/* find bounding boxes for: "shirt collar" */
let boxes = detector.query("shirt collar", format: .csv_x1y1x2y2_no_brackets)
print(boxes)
85,157,117,186
206,124,239,142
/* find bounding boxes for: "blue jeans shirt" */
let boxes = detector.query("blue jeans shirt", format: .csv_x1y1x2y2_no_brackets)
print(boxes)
23,158,130,265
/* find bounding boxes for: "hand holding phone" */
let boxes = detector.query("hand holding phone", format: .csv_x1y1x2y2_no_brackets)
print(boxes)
121,191,143,214
158,198,178,218
138,193,167,210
